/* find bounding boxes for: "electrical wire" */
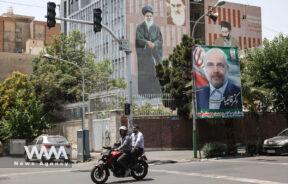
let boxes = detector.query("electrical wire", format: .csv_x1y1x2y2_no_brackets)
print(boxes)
0,0,45,9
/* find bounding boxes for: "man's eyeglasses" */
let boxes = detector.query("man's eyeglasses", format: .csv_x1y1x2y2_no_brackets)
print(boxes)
205,62,226,69
171,4,183,8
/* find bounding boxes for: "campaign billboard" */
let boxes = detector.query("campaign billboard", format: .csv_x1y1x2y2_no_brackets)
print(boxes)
193,46,243,119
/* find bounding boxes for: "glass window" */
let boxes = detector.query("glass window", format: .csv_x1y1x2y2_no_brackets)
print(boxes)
31,138,38,145
48,137,69,144
279,129,288,136
37,137,43,144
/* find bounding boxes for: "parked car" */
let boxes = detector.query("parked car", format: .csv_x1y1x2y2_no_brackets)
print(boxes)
263,128,288,155
24,135,72,162
0,141,3,156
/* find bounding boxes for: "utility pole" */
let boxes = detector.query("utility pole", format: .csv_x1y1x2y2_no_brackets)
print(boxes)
191,1,226,158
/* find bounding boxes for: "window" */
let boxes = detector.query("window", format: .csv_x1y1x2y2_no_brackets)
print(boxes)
31,138,37,145
232,9,236,27
37,137,43,144
194,13,200,20
217,7,222,24
237,10,241,28
222,8,226,21
209,33,212,46
239,36,242,49
228,9,231,23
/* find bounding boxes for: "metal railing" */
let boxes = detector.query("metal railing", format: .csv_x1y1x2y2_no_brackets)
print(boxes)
62,90,176,120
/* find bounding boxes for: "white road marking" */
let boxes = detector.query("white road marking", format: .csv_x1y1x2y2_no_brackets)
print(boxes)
206,159,288,166
0,169,74,178
151,169,287,184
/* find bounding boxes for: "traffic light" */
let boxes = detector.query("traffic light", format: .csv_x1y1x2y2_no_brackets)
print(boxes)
93,8,102,33
124,103,131,115
47,2,56,28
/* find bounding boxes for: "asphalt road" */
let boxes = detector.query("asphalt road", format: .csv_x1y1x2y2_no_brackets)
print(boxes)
0,156,288,184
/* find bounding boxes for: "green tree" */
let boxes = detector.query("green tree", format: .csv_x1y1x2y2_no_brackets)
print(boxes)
243,34,288,113
156,35,196,118
0,72,50,142
31,31,125,121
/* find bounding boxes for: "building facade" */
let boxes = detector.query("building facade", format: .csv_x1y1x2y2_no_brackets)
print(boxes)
0,7,60,54
60,0,261,95
191,0,262,49
60,0,190,95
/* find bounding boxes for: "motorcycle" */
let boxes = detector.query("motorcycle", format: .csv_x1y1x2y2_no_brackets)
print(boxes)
90,146,148,184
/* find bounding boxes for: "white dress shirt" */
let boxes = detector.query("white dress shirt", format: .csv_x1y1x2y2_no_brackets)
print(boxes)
131,131,144,149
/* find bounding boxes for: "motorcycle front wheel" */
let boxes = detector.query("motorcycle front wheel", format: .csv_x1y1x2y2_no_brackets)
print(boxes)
131,160,148,180
90,166,109,184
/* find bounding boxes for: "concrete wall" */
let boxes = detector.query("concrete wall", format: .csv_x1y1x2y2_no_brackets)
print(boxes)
49,111,123,152
123,113,287,150
0,52,34,81
51,110,288,151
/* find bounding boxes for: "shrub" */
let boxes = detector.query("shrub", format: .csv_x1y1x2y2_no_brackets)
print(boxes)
201,142,228,158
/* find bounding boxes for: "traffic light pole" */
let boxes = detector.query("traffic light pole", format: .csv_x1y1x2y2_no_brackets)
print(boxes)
51,16,133,130
125,50,133,131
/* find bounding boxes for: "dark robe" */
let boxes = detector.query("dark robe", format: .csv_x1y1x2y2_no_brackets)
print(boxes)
135,21,163,95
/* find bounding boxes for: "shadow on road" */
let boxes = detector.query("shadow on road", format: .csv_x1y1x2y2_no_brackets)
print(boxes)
71,169,91,173
107,178,154,184
147,160,177,165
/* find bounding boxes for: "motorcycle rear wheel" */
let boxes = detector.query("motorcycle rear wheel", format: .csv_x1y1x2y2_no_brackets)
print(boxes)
131,160,148,180
90,166,109,184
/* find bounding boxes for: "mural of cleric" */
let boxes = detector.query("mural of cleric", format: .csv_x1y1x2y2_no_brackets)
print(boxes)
136,5,163,95
196,48,242,110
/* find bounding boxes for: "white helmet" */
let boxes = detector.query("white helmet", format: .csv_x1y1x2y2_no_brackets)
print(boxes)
119,126,127,131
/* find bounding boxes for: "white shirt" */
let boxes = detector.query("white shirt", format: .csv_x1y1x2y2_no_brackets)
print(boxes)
209,81,228,109
131,131,144,149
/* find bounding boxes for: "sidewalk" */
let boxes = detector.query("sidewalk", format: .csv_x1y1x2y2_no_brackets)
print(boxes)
87,150,201,164
145,150,199,163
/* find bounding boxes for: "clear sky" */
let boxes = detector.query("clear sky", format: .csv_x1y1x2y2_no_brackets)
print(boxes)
0,0,287,40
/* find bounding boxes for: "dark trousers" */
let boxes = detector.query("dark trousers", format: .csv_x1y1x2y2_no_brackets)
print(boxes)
131,147,144,161
117,152,130,169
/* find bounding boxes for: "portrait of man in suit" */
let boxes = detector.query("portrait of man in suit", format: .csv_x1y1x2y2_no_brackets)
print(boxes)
166,0,186,26
136,5,163,95
196,48,242,111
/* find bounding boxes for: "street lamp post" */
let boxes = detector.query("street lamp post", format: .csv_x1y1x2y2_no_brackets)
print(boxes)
191,1,225,158
192,1,226,40
43,54,87,162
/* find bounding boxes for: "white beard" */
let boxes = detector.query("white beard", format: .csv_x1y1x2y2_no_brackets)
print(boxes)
145,20,153,30
171,12,185,26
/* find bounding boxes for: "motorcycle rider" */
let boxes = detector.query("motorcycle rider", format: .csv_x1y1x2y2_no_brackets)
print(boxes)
131,124,144,162
116,126,132,175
